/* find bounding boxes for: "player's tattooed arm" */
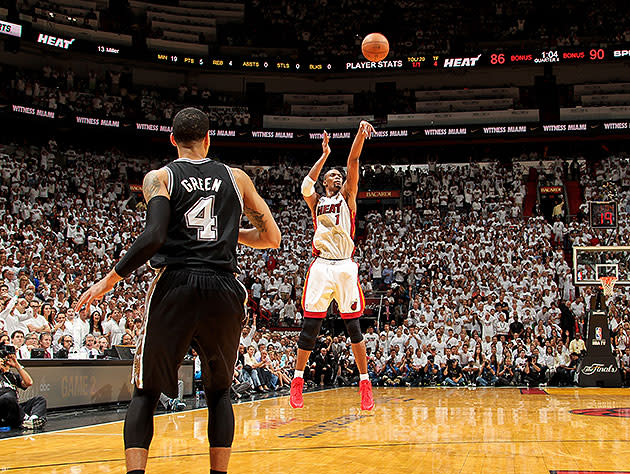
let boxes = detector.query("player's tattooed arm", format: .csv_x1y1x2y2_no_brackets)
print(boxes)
232,167,281,249
142,169,170,203
143,171,161,200
243,205,267,232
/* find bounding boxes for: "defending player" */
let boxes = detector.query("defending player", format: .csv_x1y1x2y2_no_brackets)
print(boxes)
75,108,280,474
290,121,375,410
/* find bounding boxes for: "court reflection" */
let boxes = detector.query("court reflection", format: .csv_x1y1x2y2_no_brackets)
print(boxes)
1,387,630,473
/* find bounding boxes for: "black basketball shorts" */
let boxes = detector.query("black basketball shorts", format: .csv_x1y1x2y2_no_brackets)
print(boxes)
132,267,247,398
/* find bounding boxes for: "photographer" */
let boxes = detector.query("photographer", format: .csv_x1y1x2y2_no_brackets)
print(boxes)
523,354,544,386
443,358,465,386
0,347,47,430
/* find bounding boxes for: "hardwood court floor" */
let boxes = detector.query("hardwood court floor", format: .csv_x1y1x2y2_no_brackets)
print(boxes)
2,387,630,473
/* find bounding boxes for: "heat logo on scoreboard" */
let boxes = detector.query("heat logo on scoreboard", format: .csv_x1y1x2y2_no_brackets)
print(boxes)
442,54,481,67
37,33,75,49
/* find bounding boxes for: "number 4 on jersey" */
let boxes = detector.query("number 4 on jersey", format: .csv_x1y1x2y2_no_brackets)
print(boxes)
185,196,218,241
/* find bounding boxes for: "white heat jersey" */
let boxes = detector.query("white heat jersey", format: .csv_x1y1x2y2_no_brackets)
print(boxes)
312,193,355,259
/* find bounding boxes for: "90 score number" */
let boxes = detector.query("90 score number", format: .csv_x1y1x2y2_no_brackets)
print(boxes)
589,48,605,60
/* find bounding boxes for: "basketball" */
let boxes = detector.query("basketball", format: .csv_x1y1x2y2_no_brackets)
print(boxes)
361,33,389,62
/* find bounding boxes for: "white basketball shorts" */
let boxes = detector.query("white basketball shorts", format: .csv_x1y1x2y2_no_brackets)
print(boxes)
301,258,365,319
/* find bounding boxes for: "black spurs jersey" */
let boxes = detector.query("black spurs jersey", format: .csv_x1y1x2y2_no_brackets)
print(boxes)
149,157,242,273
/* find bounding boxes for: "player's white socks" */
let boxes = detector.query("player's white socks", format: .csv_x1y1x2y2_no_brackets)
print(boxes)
294,370,304,379
359,373,369,381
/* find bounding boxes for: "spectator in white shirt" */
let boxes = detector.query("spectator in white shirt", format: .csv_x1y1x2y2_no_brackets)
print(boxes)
103,309,126,347
73,308,91,351
25,306,51,334
18,332,39,359
240,315,256,348
78,334,100,359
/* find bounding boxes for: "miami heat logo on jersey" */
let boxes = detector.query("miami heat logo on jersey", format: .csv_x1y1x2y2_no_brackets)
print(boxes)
312,193,355,259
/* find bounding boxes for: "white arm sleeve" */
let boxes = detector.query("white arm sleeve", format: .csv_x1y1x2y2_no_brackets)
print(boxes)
301,176,316,197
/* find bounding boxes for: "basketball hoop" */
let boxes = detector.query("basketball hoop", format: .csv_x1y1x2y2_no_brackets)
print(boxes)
599,276,617,296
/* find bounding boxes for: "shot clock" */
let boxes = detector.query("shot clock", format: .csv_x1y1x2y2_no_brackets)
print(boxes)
589,201,618,229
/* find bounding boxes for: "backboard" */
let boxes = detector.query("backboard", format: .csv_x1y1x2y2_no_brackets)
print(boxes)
573,246,630,286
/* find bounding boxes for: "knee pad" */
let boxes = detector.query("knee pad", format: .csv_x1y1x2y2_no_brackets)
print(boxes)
124,388,160,450
298,318,323,351
343,318,364,344
207,388,234,447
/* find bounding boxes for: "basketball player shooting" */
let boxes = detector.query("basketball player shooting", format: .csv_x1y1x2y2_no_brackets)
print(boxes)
290,121,375,411
74,108,281,474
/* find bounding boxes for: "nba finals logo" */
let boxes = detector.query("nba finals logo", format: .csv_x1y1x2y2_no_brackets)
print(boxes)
595,327,603,340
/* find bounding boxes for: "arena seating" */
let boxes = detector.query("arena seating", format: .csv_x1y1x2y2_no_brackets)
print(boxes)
10,0,630,61
1,137,628,388
3,66,250,126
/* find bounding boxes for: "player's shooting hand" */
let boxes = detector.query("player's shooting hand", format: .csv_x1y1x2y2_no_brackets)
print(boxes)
322,130,331,156
74,272,119,314
359,121,375,139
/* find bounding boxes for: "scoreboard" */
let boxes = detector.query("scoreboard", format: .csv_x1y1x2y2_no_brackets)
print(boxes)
152,47,630,72
25,29,630,73
401,48,626,70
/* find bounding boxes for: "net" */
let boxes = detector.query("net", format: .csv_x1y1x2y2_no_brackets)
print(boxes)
599,276,617,296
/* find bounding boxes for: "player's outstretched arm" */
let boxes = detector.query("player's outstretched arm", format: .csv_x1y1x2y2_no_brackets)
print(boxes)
233,168,281,249
342,121,374,209
302,131,330,212
74,169,171,313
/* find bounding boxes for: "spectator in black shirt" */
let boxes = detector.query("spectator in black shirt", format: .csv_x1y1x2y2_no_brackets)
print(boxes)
509,315,524,340
313,347,333,386
54,335,75,359
0,352,47,429
444,359,465,386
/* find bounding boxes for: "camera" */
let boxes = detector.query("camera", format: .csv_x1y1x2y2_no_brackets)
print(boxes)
0,344,16,358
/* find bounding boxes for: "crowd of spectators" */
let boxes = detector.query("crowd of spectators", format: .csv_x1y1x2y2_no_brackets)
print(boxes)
8,0,630,63
1,65,250,128
0,137,629,392
235,0,630,60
